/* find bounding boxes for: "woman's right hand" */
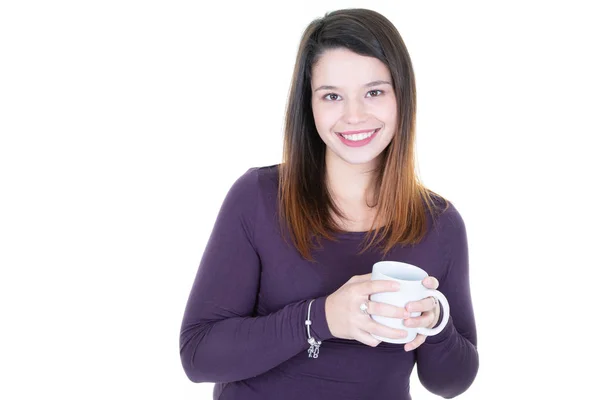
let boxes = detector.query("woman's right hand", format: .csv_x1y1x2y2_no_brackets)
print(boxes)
324,273,411,347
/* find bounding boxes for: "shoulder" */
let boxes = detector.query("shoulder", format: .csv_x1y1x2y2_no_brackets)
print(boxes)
421,190,464,232
422,192,468,252
439,201,466,234
225,163,280,210
433,199,468,267
216,165,280,239
254,163,280,189
427,194,465,237
230,163,279,196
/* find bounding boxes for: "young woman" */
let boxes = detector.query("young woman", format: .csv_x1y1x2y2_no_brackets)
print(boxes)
180,8,478,400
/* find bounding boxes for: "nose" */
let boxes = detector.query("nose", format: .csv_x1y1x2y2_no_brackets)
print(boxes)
343,98,368,125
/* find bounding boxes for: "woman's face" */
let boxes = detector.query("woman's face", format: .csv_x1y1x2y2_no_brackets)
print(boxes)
311,47,398,167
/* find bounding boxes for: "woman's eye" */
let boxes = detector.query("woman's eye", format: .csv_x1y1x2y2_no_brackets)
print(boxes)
323,90,382,101
367,90,383,97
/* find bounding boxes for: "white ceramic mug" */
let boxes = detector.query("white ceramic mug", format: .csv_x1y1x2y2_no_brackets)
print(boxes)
369,261,450,344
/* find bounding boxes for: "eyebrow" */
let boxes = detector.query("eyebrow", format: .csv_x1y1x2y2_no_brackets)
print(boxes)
313,80,392,92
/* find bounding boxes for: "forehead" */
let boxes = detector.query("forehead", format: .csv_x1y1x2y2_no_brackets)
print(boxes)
311,48,391,86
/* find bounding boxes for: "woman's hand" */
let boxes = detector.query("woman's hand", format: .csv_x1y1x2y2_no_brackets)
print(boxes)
325,273,411,347
402,276,441,352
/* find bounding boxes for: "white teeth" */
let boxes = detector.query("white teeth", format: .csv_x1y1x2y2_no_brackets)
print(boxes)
341,129,377,141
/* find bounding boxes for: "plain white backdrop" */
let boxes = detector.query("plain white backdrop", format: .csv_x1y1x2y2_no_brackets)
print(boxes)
1,0,599,399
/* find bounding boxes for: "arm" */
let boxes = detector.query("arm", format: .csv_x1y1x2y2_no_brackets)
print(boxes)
415,204,479,398
179,168,333,383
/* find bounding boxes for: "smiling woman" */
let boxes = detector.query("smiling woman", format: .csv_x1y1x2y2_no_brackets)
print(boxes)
311,49,397,165
180,7,479,400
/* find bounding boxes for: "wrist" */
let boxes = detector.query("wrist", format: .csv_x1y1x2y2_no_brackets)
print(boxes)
310,296,335,342
324,295,337,338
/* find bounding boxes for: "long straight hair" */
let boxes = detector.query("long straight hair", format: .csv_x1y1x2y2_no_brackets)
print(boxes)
278,8,449,262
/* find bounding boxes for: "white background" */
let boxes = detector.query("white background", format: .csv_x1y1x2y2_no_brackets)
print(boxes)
1,0,599,399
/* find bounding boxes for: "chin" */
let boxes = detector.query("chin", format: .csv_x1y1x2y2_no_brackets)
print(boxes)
336,150,383,166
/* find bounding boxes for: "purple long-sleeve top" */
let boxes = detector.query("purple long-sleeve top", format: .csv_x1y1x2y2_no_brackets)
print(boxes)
180,165,479,400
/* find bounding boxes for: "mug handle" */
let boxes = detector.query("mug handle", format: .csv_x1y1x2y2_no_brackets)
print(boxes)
415,289,450,336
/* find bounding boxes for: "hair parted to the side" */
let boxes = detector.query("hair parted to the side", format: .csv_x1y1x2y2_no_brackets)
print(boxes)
278,8,450,262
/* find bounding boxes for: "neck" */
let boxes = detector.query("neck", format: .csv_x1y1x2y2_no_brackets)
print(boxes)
325,150,380,207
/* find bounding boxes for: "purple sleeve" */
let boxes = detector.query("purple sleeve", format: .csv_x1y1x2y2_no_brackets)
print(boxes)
179,168,333,383
415,205,479,398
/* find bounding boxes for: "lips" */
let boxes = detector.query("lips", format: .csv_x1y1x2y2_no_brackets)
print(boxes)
336,128,381,147
336,128,379,135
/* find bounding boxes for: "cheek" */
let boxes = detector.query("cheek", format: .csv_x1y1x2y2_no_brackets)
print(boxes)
380,99,398,122
312,105,337,129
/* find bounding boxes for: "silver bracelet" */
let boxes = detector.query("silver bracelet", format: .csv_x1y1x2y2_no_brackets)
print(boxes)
305,299,322,358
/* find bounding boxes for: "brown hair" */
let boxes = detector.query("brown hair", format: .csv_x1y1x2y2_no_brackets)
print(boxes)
278,8,450,261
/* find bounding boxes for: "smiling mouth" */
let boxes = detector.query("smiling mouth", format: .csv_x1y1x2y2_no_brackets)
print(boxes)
336,128,380,142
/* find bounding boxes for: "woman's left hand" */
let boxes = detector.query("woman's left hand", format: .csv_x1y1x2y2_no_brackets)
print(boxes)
403,276,441,352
